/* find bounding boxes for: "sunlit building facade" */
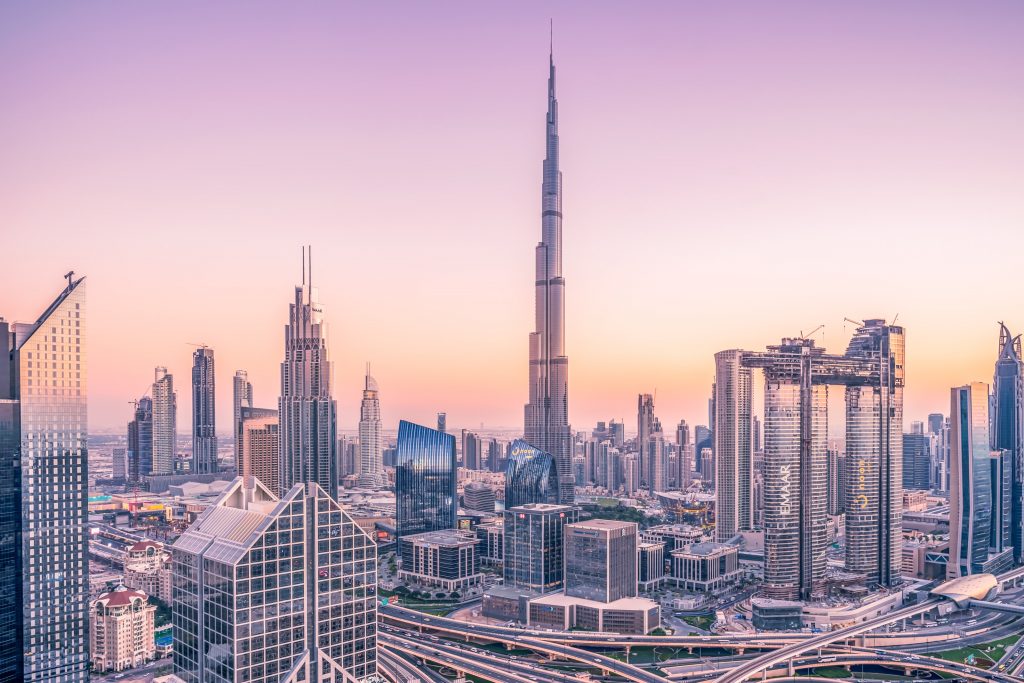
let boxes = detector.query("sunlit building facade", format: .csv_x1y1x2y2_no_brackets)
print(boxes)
714,349,754,542
395,420,456,539
504,439,559,509
0,275,90,682
232,370,253,468
128,396,153,484
358,369,385,488
191,346,217,474
949,383,993,577
152,366,177,475
503,503,577,594
90,586,156,673
564,519,637,603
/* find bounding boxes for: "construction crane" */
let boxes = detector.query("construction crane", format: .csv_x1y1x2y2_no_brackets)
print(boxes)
799,324,824,340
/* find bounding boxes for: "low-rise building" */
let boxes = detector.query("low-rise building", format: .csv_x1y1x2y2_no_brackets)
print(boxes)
399,529,482,591
637,542,665,591
669,542,741,592
90,585,156,673
527,594,660,634
123,540,172,604
475,518,504,567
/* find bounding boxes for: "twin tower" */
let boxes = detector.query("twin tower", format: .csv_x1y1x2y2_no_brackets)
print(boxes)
715,319,904,602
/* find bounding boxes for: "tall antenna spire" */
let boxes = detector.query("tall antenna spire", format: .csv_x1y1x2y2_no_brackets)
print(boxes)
302,245,306,285
308,244,312,289
549,18,553,62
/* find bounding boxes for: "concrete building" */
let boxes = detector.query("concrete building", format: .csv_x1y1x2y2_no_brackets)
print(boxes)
669,542,741,592
527,594,660,634
565,519,637,603
90,586,156,673
358,368,385,488
398,529,482,592
231,370,253,468
171,477,377,682
504,503,578,594
238,406,279,494
638,542,665,591
714,350,754,541
152,367,177,476
191,346,217,474
463,481,496,513
123,540,172,604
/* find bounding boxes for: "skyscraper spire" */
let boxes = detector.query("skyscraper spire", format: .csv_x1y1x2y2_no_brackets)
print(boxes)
525,41,573,505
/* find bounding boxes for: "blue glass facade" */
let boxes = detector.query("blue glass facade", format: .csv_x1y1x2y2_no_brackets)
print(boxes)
395,420,456,539
950,384,992,576
127,396,153,483
504,439,559,510
993,323,1023,562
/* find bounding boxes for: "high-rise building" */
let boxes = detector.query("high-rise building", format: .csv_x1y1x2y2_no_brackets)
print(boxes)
676,419,691,489
191,346,217,474
949,383,995,577
524,48,573,506
152,366,177,475
488,438,505,473
462,429,480,470
239,406,279,494
991,448,1013,558
826,444,845,515
463,481,496,513
279,248,337,496
0,275,89,682
128,396,153,484
993,323,1023,562
714,349,754,542
90,586,156,674
637,393,655,486
232,370,253,467
395,419,456,539
503,503,578,594
505,439,559,509
903,432,931,490
358,367,385,488
436,412,446,433
172,477,377,682
843,320,904,588
647,419,666,495
564,520,638,603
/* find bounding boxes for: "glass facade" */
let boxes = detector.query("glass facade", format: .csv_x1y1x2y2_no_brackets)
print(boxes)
993,323,1023,562
564,520,637,603
151,367,177,476
502,504,577,594
191,347,218,474
127,396,153,483
395,420,456,539
172,478,377,683
0,277,90,682
713,350,754,541
902,433,931,490
949,383,992,576
504,439,559,509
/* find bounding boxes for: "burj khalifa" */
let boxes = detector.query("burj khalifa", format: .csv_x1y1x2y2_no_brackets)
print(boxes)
525,47,573,505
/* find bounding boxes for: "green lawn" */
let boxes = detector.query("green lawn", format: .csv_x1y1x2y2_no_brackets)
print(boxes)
933,633,1021,667
681,614,715,631
809,666,853,678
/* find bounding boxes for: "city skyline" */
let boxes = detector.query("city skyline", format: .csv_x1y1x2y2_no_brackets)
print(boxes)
3,2,1024,434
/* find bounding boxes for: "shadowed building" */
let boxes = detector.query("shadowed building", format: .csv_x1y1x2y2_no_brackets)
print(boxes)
504,439,559,509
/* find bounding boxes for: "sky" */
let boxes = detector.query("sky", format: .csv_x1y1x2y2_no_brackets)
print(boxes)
2,1,1023,435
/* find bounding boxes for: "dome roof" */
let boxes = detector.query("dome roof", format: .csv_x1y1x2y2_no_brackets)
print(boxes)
96,584,148,608
128,540,163,553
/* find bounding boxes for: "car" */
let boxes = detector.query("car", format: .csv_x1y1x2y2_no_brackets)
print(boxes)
592,658,601,663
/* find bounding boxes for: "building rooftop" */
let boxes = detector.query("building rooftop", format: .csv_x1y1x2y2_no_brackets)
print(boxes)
673,542,737,557
401,529,480,548
508,503,572,513
568,519,636,532
95,584,149,608
530,592,658,612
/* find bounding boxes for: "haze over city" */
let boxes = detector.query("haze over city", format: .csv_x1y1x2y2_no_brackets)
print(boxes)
3,1,1023,433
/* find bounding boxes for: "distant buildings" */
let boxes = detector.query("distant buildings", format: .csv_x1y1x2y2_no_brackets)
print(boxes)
0,275,90,682
279,249,338,496
191,346,217,474
239,406,279,494
358,368,386,488
676,419,691,489
463,481,496,513
90,586,156,674
172,477,377,682
395,419,456,539
152,366,177,476
902,432,931,490
231,370,253,468
524,49,573,507
504,439,559,509
128,397,153,483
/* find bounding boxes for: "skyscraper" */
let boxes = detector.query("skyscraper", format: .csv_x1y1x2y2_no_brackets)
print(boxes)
993,323,1023,563
902,432,931,490
279,248,338,496
172,477,377,682
525,47,573,506
395,419,456,539
152,366,177,475
239,406,279,493
503,503,578,595
564,520,638,603
676,419,691,489
504,439,559,509
714,349,754,542
128,396,153,484
462,429,480,470
232,369,253,467
191,346,217,474
358,366,385,488
637,393,655,486
436,412,446,433
0,275,89,682
949,383,994,577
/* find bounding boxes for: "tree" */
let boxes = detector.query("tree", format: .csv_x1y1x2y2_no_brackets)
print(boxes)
650,627,668,636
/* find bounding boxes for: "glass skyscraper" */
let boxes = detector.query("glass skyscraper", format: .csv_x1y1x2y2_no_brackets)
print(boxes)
128,395,153,484
993,323,1023,563
504,439,559,509
0,275,89,682
395,419,456,539
279,248,338,496
564,520,638,603
191,346,217,474
172,477,377,683
503,503,577,594
232,370,253,469
949,383,992,577
713,350,754,542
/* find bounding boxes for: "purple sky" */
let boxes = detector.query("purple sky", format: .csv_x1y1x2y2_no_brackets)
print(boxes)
2,1,1024,434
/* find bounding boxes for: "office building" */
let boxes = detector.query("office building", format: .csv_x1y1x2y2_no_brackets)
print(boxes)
826,446,846,515
503,503,577,595
395,419,456,539
152,366,177,475
398,529,482,592
564,519,637,603
0,275,89,682
171,477,377,683
991,449,1013,558
461,429,480,470
504,438,559,509
993,323,1023,562
232,370,253,467
279,248,338,496
128,396,153,483
358,367,385,488
524,48,573,506
191,346,217,474
637,393,655,486
637,542,665,590
670,542,741,592
239,406,279,494
436,412,446,433
90,586,156,674
903,432,931,490
463,481,495,513
112,447,127,482
714,349,754,541
676,419,691,489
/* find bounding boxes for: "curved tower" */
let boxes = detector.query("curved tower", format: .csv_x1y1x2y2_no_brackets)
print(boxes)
525,46,573,505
